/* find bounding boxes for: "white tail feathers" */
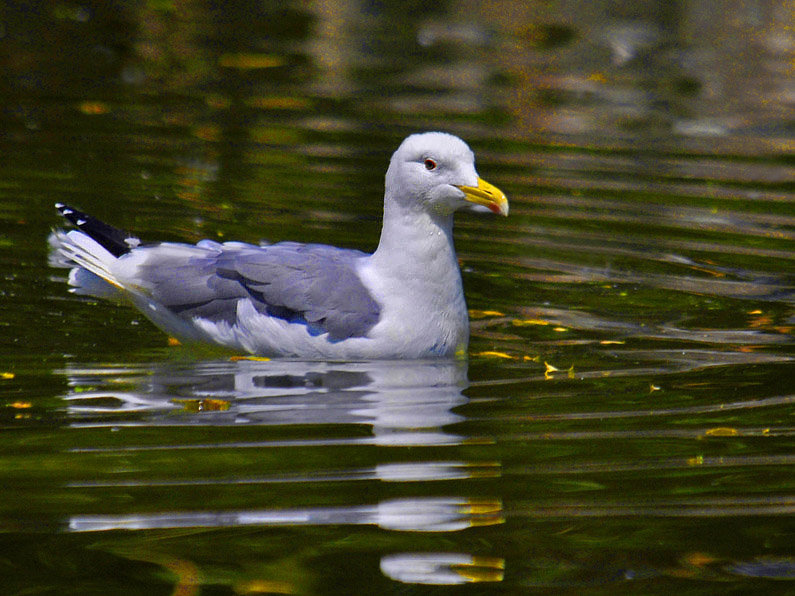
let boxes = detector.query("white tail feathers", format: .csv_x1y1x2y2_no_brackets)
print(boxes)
49,229,123,292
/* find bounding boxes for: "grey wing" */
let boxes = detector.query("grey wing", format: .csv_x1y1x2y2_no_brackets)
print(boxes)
140,241,381,341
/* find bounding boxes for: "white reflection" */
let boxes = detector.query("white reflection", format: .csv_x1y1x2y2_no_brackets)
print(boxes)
58,358,469,445
602,21,662,65
375,461,500,482
68,497,503,533
381,552,505,585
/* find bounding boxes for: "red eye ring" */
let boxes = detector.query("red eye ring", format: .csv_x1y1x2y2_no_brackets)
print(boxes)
424,158,437,170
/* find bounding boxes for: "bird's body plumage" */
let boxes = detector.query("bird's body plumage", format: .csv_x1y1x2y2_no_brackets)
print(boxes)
49,132,508,359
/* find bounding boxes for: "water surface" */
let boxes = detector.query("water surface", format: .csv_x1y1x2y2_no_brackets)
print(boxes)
0,1,793,593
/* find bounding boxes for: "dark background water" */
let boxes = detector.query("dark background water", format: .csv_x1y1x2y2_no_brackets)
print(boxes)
0,1,793,593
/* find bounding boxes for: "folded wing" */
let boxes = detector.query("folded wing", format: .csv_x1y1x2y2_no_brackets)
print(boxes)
131,241,381,341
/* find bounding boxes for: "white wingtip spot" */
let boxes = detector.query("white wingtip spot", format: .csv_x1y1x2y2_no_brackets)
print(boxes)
76,219,87,226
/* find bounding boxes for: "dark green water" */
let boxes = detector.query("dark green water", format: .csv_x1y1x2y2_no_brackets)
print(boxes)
1,1,793,594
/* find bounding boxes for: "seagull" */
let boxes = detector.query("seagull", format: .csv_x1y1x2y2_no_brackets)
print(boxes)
49,132,508,359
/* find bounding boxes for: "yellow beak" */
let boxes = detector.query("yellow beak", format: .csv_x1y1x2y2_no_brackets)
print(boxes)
456,177,509,216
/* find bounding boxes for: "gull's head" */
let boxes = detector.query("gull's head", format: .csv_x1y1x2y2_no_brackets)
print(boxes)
385,132,509,217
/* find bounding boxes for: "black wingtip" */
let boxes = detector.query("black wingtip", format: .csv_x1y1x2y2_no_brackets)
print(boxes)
55,202,140,257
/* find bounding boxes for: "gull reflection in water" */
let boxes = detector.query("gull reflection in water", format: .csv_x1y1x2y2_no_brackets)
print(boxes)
60,358,470,444
58,358,501,521
381,552,505,585
59,358,504,585
69,496,503,533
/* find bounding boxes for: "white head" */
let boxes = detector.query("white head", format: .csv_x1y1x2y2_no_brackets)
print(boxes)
385,132,508,217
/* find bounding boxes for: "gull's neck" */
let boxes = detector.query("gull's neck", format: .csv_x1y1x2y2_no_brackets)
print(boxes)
360,184,470,359
370,197,459,278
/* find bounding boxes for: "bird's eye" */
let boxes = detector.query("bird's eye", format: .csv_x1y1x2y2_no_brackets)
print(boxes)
424,158,437,171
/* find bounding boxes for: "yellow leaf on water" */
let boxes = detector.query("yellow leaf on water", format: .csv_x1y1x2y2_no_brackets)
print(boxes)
78,100,110,115
167,337,181,346
687,455,704,466
235,579,295,594
544,362,560,380
512,319,550,326
599,340,625,345
229,356,271,362
553,327,568,332
704,427,739,437
469,310,504,319
9,402,31,409
201,399,230,411
683,551,718,567
1,372,14,380
173,399,201,413
172,398,230,412
475,351,514,359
